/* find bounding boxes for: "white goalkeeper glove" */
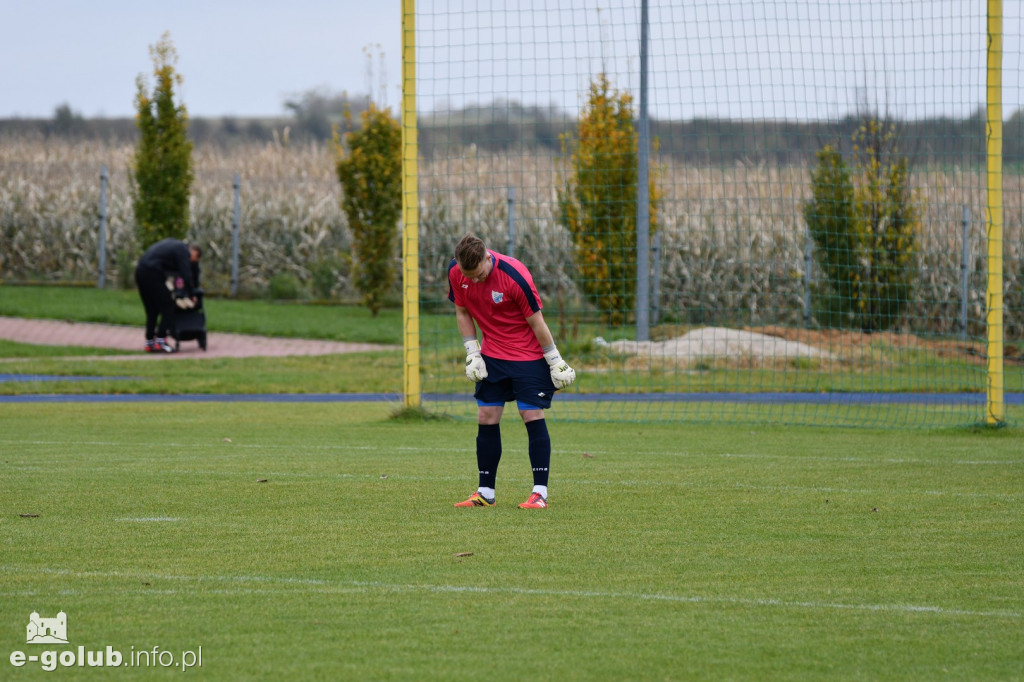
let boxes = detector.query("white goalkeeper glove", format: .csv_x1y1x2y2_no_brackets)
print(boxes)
543,345,576,389
464,338,488,382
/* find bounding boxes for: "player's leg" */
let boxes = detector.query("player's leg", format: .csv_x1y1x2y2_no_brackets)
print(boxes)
475,404,503,498
455,365,514,508
510,358,557,509
454,404,504,507
518,409,550,508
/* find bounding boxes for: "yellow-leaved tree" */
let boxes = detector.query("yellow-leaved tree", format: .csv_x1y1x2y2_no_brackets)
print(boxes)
557,73,659,325
132,32,194,250
334,104,402,316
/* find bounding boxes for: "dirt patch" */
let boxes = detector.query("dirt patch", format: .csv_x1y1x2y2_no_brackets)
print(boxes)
607,327,835,361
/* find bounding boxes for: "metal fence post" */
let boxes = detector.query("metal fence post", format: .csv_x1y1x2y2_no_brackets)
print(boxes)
961,206,970,340
652,228,661,325
507,186,516,259
803,229,813,328
98,166,108,289
635,0,651,341
231,173,241,297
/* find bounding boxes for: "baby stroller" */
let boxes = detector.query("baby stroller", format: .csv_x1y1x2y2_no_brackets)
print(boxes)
167,287,208,352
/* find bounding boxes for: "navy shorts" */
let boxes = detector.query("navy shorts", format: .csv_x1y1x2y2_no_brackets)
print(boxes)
474,355,557,410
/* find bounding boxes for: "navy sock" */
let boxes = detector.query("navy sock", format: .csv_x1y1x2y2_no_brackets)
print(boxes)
525,419,551,487
476,423,502,490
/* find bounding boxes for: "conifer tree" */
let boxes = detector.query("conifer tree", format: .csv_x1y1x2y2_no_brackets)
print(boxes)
132,32,194,250
334,104,402,316
804,119,918,331
558,73,659,325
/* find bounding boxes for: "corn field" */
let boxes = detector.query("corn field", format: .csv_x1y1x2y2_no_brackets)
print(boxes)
2,135,1023,339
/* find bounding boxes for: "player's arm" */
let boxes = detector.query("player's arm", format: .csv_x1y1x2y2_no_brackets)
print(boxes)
456,304,487,381
455,304,477,340
525,310,555,348
527,311,576,388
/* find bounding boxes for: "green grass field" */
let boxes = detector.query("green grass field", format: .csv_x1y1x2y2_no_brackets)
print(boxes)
2,402,1022,680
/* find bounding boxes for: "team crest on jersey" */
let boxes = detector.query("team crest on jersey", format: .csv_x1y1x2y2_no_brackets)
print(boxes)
491,290,504,303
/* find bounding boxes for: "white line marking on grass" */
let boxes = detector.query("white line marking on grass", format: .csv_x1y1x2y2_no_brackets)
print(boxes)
114,517,181,522
728,483,1021,500
715,452,1022,466
4,439,1022,468
0,439,447,453
2,566,1019,620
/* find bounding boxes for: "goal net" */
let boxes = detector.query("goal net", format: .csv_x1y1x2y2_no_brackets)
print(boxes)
402,0,1023,427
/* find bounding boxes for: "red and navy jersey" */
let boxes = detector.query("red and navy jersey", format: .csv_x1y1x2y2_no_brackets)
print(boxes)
447,250,544,361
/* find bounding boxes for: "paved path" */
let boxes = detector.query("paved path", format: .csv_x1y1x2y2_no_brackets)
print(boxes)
0,316,397,359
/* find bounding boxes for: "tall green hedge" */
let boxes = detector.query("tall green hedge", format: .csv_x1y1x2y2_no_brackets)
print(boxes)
804,120,919,331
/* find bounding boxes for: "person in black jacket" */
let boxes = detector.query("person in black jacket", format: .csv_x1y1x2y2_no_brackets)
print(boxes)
134,239,202,353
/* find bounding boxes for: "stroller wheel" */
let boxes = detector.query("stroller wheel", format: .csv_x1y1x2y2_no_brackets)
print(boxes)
199,333,207,351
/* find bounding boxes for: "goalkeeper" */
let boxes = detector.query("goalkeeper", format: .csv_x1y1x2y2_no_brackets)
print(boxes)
448,233,576,510
134,238,202,353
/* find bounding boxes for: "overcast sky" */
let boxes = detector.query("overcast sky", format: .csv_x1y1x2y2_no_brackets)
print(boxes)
1,0,1020,122
0,0,403,119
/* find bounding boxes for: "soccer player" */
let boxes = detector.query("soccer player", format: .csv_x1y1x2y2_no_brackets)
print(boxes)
448,233,576,509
